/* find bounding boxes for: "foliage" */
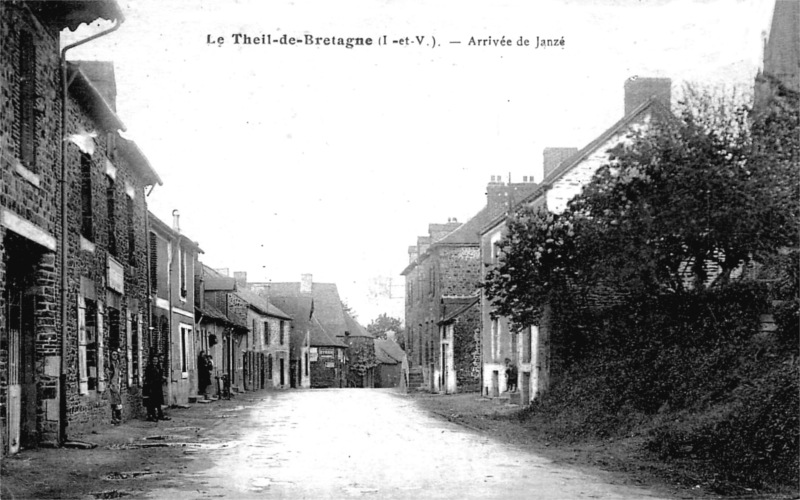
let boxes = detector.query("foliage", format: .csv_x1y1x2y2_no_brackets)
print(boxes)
341,300,357,320
366,313,405,348
345,336,377,387
490,83,799,492
484,85,799,328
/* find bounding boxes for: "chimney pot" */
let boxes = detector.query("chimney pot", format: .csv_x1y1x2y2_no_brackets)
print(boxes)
172,209,181,232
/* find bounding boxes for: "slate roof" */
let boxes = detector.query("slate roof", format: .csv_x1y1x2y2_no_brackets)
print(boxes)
374,338,406,365
234,287,292,320
343,313,373,339
196,302,231,325
263,282,349,338
439,296,480,324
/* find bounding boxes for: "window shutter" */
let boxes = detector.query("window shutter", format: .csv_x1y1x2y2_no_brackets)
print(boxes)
97,303,105,392
78,295,88,395
149,233,158,293
137,313,144,385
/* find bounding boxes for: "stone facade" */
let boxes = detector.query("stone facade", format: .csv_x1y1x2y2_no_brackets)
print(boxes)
402,214,486,394
148,212,201,406
0,1,156,453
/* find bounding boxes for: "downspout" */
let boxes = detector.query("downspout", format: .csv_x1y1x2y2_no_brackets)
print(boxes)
59,16,124,445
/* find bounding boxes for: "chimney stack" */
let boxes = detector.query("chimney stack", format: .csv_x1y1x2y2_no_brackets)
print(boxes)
428,220,461,243
543,147,578,180
417,236,431,255
624,76,671,115
408,245,418,263
300,273,313,293
234,271,247,289
486,176,509,220
172,209,181,233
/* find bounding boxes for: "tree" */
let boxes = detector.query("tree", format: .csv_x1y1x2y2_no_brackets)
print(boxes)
484,84,799,329
367,313,405,348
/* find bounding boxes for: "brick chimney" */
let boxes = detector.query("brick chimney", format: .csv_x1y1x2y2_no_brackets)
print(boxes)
486,175,509,220
624,77,671,115
300,273,313,293
417,236,431,255
408,245,418,264
543,147,578,180
234,271,247,288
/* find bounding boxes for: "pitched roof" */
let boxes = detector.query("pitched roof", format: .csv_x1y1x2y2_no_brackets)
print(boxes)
439,296,480,324
196,302,231,324
234,287,292,320
310,318,348,348
261,282,349,338
343,313,373,338
374,338,406,365
67,62,125,132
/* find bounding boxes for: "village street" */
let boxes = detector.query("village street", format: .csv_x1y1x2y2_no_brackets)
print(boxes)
3,389,670,500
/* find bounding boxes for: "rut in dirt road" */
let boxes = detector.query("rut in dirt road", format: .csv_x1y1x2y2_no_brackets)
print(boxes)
144,389,671,500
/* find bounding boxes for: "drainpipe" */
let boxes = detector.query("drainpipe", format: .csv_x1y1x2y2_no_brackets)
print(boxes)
59,16,124,445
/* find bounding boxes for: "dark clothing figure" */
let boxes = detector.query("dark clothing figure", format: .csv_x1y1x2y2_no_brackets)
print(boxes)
109,351,122,424
144,354,169,421
198,351,210,397
506,365,518,393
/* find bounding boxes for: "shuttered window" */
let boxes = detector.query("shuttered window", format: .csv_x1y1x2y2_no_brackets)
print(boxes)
149,233,158,293
81,155,93,240
19,30,36,171
77,296,89,395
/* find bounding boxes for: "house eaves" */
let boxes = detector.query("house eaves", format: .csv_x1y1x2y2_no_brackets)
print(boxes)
28,0,123,31
117,135,163,186
438,296,480,325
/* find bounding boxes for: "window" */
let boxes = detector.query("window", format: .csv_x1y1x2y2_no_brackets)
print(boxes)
268,354,273,379
81,154,93,240
108,307,121,352
78,296,103,394
305,352,309,376
491,318,499,360
106,177,117,256
264,321,270,345
131,313,142,385
180,324,191,376
127,196,136,265
279,320,285,345
19,30,36,171
179,247,187,299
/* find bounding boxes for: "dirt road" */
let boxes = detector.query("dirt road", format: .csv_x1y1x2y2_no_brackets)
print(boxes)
2,389,672,499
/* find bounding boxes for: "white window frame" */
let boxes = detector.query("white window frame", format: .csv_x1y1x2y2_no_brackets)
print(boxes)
179,323,192,378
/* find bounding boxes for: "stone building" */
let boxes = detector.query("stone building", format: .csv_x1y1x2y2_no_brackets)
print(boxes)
480,78,671,404
402,213,487,394
342,313,375,388
254,275,349,389
374,337,406,388
148,211,202,406
200,265,250,393
0,0,168,454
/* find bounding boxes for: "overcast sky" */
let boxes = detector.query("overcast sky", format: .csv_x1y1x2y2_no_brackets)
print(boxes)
62,0,776,324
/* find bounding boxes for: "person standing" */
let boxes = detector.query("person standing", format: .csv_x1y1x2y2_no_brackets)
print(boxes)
198,350,209,398
144,352,170,421
109,350,122,425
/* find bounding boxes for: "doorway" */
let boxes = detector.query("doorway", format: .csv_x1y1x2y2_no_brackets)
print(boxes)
4,234,41,453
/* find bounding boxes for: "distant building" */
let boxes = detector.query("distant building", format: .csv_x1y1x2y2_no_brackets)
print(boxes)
754,0,800,108
374,338,407,388
402,212,492,394
342,313,376,388
148,211,202,406
252,275,350,388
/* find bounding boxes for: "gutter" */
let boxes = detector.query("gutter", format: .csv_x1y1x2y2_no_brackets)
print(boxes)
59,15,124,446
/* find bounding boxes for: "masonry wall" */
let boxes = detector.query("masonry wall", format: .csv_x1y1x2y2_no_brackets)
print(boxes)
452,306,481,392
63,87,152,435
1,5,65,451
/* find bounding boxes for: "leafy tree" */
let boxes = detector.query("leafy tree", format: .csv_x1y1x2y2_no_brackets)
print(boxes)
367,313,405,349
484,84,799,328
